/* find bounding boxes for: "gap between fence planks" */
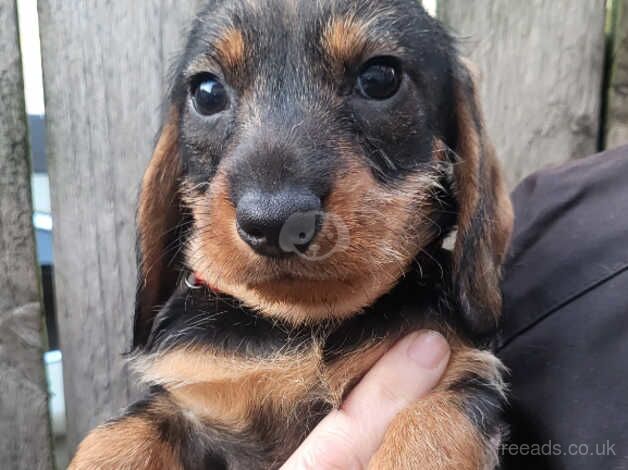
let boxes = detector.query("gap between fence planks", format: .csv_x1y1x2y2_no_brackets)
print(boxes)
439,0,607,186
0,0,53,469
38,0,205,454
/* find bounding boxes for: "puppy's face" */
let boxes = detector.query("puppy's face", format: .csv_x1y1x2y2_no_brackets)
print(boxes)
134,0,512,345
171,0,454,322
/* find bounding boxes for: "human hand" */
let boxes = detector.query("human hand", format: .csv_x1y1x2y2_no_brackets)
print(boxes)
281,330,451,470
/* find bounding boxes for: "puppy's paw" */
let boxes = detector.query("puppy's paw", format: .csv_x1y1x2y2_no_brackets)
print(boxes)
369,348,506,470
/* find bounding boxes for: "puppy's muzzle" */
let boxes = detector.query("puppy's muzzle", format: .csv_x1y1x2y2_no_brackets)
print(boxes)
236,188,322,258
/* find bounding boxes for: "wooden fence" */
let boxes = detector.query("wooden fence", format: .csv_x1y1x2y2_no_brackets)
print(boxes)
1,0,626,468
38,0,204,452
440,0,607,185
0,0,53,468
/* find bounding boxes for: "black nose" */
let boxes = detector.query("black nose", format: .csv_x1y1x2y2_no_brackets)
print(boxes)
236,189,322,257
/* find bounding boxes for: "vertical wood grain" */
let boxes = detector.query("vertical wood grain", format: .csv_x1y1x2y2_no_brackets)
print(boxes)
439,0,606,185
606,0,628,148
38,0,203,453
0,0,53,468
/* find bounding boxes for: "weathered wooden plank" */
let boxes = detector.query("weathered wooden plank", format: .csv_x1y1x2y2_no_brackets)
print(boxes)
439,0,606,185
38,0,204,453
0,0,53,468
606,0,628,149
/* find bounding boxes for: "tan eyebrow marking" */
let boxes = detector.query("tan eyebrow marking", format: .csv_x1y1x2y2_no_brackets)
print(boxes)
215,27,246,70
322,15,371,67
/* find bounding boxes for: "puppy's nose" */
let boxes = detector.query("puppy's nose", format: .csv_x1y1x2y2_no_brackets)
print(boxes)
236,189,322,257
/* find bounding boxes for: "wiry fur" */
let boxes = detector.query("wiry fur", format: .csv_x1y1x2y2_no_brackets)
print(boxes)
71,1,513,469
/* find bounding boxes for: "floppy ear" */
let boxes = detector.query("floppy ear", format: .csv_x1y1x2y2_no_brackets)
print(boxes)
133,109,186,349
448,59,514,338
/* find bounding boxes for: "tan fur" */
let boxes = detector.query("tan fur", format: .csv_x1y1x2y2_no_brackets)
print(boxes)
105,18,513,470
131,341,503,470
134,339,393,429
215,27,246,70
184,26,246,78
453,93,512,262
73,341,503,469
137,110,180,286
321,12,401,78
185,155,445,325
322,15,371,70
437,344,506,396
123,58,511,470
370,346,504,470
324,340,392,403
135,109,182,341
136,346,324,428
449,61,514,332
370,392,490,470
69,417,181,470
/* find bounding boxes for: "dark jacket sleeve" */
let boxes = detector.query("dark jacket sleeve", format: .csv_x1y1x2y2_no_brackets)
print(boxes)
498,145,628,470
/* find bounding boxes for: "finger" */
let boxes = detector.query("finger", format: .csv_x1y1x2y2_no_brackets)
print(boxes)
281,330,451,470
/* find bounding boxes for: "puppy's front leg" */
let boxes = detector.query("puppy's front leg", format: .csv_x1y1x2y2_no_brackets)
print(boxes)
370,347,506,470
69,415,182,470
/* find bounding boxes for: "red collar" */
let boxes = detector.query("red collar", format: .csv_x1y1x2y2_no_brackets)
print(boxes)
186,272,223,295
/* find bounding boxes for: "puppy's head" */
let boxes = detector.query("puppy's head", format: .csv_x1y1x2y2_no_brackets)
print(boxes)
133,0,513,347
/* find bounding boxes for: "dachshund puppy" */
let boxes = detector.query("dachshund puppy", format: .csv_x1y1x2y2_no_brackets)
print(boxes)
70,0,513,468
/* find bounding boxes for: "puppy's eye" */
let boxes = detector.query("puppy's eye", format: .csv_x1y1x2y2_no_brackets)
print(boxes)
357,57,402,100
191,74,229,116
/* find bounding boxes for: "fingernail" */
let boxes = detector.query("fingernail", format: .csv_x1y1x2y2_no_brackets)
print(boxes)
407,330,450,369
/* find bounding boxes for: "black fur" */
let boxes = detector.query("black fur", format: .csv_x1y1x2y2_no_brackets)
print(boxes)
119,1,509,468
453,374,507,441
171,0,456,183
145,249,452,357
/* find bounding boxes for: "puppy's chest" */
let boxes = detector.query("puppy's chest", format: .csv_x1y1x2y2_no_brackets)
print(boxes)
138,281,438,463
139,340,391,434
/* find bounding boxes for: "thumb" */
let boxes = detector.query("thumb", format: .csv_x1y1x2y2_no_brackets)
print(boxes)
281,330,451,470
